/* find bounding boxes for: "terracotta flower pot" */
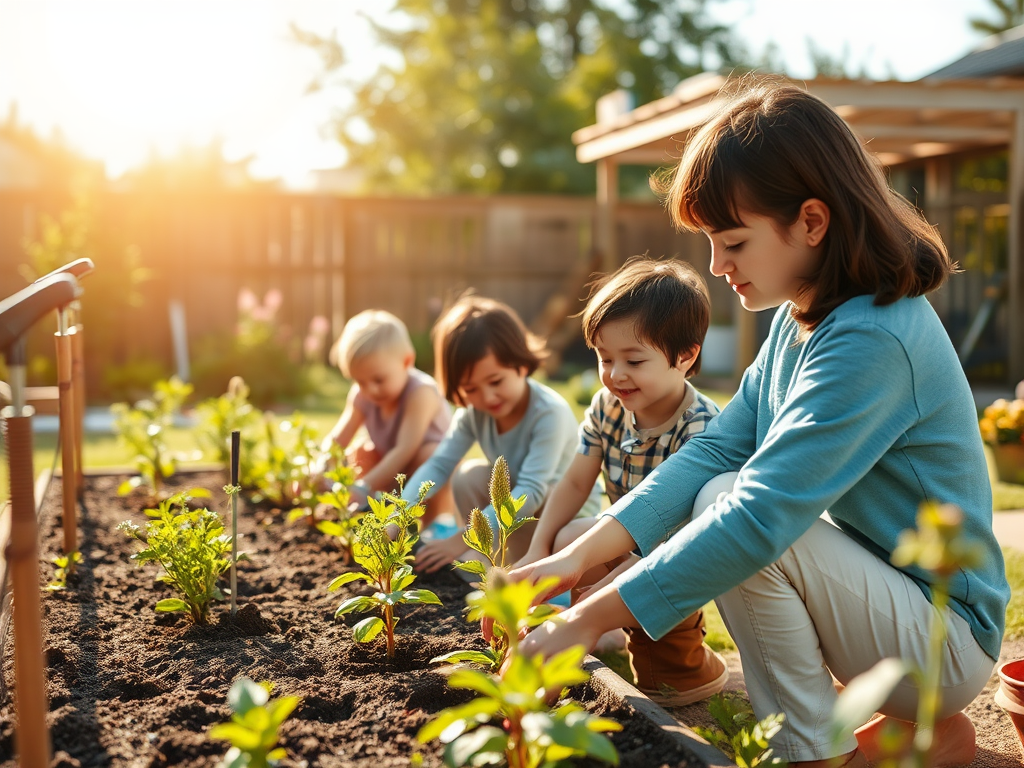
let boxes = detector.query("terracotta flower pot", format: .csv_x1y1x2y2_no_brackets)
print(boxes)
992,443,1024,485
995,658,1024,759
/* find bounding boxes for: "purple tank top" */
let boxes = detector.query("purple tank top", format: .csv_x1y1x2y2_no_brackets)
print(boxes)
353,367,451,452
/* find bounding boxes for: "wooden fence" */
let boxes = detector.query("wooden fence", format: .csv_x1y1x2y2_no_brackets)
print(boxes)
0,190,728,395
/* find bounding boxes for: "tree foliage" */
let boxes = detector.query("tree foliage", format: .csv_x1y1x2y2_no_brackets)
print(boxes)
970,0,1024,35
299,0,743,194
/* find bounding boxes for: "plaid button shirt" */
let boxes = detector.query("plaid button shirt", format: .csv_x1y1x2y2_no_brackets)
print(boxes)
579,383,720,505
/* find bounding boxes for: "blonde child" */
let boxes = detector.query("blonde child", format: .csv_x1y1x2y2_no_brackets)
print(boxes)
406,294,602,573
322,310,451,509
515,256,727,706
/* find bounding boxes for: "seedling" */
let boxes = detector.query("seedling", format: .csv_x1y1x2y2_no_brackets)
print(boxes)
315,463,362,558
328,477,441,657
432,569,559,672
117,489,234,624
210,677,300,768
249,413,324,520
46,551,82,591
111,376,195,497
693,693,785,767
436,457,551,671
454,456,535,579
831,502,985,767
195,376,262,487
419,575,621,768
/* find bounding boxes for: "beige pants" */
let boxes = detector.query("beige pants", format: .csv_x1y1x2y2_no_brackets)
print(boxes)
694,472,996,762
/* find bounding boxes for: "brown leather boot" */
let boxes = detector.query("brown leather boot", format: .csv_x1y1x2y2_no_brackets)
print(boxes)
627,609,728,707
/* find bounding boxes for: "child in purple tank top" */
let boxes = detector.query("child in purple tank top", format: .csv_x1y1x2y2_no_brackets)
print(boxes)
321,310,452,509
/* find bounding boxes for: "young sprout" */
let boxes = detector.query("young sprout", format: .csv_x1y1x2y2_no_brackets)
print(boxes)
432,569,559,671
45,551,82,591
454,456,535,580
693,694,785,767
315,463,362,559
436,457,552,671
831,502,985,765
419,575,621,768
118,489,231,624
328,476,442,657
210,677,300,768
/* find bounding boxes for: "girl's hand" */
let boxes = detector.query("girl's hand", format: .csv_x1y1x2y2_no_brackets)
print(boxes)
517,607,605,663
414,534,471,573
482,550,586,643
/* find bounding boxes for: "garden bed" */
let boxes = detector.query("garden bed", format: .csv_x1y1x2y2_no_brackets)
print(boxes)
0,470,728,768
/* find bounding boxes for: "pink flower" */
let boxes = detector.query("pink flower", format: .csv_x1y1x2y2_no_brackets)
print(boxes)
238,288,257,313
308,315,330,337
264,289,283,312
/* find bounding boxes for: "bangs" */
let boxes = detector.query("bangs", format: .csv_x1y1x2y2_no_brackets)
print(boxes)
665,128,748,234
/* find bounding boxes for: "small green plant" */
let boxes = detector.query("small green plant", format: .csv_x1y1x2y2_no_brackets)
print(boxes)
195,376,263,486
831,502,985,767
328,476,441,657
435,457,551,671
249,412,324,519
419,574,621,768
432,569,559,672
111,376,195,497
692,693,785,767
45,551,82,591
117,489,234,624
210,677,300,768
315,463,362,557
454,456,536,578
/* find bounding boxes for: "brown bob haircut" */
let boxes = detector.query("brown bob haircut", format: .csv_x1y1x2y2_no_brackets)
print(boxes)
581,256,710,376
432,294,545,405
658,76,955,334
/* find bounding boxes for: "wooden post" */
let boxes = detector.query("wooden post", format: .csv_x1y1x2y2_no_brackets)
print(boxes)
1009,104,1024,385
2,408,52,768
55,311,77,557
70,323,86,495
596,158,619,274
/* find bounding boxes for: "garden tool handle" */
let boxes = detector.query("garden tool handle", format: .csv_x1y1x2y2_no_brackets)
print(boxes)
34,258,95,283
0,274,80,359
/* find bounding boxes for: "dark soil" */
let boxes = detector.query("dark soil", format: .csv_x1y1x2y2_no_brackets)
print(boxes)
0,472,702,768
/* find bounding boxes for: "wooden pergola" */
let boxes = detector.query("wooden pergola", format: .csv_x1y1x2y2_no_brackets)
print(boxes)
573,73,1024,382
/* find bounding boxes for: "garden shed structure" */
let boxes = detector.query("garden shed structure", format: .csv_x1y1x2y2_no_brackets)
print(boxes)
574,72,1024,385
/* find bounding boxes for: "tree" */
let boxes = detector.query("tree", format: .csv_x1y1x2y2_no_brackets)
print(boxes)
969,0,1024,35
298,0,743,194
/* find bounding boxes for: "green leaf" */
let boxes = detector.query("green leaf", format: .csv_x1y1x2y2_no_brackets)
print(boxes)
154,598,189,614
446,669,502,698
446,725,507,767
402,589,442,605
831,658,911,744
117,477,141,496
328,572,368,591
267,695,302,727
352,616,385,643
430,650,498,668
453,559,487,577
336,595,378,615
228,677,270,714
208,723,263,751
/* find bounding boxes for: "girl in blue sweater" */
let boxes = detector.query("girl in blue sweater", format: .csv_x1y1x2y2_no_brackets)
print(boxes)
511,80,1010,768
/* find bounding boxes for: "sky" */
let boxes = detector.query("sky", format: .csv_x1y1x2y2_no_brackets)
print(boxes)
0,0,1002,188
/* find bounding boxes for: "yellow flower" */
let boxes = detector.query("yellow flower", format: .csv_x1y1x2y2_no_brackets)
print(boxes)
980,418,997,444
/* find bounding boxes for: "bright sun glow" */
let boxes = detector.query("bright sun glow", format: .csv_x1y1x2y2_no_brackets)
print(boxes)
0,1,377,184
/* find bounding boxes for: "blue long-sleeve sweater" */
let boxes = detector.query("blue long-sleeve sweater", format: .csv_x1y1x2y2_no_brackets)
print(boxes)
609,296,1010,661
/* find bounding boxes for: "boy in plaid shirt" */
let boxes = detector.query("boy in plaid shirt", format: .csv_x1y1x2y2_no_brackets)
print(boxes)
515,256,727,706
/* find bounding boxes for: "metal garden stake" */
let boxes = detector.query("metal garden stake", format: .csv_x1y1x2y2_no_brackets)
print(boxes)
230,429,240,615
